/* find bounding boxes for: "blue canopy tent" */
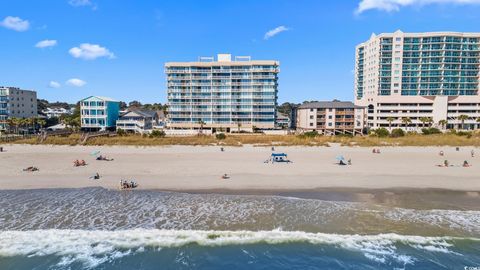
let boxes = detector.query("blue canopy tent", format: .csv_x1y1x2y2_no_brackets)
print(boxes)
266,153,292,163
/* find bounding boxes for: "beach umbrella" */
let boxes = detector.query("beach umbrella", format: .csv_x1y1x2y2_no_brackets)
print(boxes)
335,155,345,161
90,150,101,156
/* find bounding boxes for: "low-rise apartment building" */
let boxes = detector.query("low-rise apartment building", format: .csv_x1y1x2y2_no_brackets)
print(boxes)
80,96,120,131
0,86,38,132
296,101,365,135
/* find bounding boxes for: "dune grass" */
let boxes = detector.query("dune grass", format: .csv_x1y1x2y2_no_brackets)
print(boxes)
10,132,480,147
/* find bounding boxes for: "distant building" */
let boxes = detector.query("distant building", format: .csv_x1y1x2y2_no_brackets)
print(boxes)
276,112,291,129
116,110,158,134
355,30,480,130
0,86,38,132
42,107,74,118
296,101,365,135
166,53,279,132
80,96,120,131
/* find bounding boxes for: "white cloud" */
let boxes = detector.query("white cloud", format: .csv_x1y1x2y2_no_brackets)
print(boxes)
69,43,115,60
35,39,57,48
69,0,91,6
264,26,290,40
69,0,97,10
0,16,30,32
355,0,480,14
66,78,86,87
48,81,61,88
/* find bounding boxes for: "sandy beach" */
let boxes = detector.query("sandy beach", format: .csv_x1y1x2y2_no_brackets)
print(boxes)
0,144,479,191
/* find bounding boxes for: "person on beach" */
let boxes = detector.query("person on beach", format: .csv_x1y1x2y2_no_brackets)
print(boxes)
463,160,470,167
348,159,352,165
221,174,229,179
471,150,475,158
444,160,449,167
439,150,444,156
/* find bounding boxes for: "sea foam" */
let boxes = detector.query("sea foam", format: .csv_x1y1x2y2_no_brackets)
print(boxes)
0,229,475,268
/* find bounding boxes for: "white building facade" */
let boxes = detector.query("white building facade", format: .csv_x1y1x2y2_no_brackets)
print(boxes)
355,31,480,130
0,87,38,131
296,101,365,135
166,54,279,132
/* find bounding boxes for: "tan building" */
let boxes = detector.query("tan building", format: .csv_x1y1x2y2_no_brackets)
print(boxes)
0,86,38,132
296,101,365,135
165,54,279,132
355,31,480,131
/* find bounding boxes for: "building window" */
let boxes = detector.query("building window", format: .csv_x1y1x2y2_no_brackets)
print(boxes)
309,115,313,119
310,108,313,112
328,115,332,119
395,37,402,41
309,123,313,127
328,123,332,126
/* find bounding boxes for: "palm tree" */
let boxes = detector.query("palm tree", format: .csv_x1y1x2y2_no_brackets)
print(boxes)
6,117,17,134
237,122,242,133
457,114,469,130
37,118,46,131
477,117,480,130
438,119,448,130
386,117,395,131
401,117,412,129
419,117,428,128
426,117,433,128
198,120,205,134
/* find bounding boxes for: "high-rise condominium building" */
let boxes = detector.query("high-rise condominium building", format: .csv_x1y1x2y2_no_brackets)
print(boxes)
166,54,279,132
355,30,480,130
0,86,38,131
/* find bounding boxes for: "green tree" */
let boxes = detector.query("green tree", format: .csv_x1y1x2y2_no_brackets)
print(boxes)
386,117,395,131
458,114,469,130
401,117,412,128
438,119,448,130
198,120,206,134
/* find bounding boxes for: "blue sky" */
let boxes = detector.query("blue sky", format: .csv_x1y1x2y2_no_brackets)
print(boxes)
1,0,480,104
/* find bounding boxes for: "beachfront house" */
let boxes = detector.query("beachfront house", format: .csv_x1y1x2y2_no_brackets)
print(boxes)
116,110,158,134
276,112,291,129
80,96,120,132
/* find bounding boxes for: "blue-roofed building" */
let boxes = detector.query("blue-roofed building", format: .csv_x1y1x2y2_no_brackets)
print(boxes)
80,96,120,131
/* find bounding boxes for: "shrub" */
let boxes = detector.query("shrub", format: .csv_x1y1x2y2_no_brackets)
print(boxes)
390,128,405,137
456,131,472,138
303,131,319,138
116,128,126,136
216,133,226,140
373,128,390,138
421,127,442,135
149,130,166,138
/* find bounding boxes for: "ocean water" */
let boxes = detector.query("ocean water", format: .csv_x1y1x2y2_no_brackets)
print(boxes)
0,188,479,269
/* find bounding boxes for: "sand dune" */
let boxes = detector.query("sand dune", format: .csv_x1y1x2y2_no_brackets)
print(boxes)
0,144,479,191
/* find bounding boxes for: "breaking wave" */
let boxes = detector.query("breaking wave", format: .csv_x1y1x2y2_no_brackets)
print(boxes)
0,229,477,269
